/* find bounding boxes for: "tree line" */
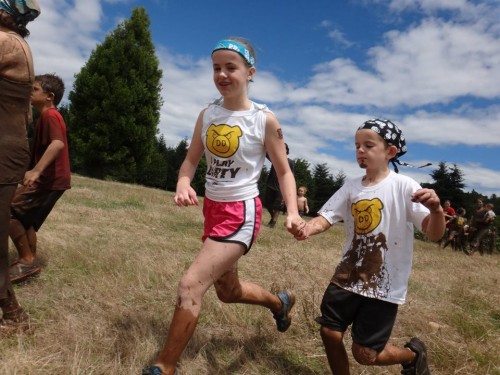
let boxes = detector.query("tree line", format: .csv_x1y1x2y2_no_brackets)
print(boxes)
49,7,497,222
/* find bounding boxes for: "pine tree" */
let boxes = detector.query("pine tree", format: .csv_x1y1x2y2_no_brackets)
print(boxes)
293,158,313,191
422,161,466,209
311,163,335,212
69,7,163,182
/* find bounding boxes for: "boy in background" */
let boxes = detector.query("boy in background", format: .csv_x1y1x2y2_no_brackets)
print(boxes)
9,73,71,283
292,119,444,375
297,186,309,217
442,208,467,251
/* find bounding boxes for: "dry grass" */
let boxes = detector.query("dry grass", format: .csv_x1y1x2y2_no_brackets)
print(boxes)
1,175,499,375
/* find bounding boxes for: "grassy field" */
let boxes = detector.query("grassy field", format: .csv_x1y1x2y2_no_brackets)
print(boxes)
1,175,499,375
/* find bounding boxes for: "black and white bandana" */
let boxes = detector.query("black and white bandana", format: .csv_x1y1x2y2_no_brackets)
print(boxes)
358,118,431,173
358,118,407,158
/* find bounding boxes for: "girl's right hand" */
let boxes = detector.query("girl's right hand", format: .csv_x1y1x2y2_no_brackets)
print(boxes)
174,185,199,207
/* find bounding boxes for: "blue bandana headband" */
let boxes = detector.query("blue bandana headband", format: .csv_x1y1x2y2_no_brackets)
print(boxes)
0,0,40,23
212,39,255,67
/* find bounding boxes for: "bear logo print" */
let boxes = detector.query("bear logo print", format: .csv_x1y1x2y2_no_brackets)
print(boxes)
351,198,384,235
206,124,243,158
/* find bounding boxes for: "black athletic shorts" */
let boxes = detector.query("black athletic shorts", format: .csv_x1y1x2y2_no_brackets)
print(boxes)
10,185,65,231
315,283,398,352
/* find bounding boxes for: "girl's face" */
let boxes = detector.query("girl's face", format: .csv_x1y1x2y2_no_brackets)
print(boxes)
355,129,395,169
212,49,255,99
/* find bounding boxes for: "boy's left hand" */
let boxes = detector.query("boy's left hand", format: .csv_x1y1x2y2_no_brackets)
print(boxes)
23,170,41,187
411,188,442,212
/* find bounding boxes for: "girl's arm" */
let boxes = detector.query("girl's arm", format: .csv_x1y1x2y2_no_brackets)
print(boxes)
174,110,205,207
264,112,300,229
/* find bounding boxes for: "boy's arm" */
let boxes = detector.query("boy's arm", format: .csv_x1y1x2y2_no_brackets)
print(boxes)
293,215,331,240
412,188,445,242
23,139,64,187
305,198,309,213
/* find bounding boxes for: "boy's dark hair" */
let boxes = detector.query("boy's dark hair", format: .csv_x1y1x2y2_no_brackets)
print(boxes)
35,73,65,106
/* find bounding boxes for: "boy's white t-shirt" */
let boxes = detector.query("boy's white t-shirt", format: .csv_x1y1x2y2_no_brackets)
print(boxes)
318,171,429,304
201,101,269,202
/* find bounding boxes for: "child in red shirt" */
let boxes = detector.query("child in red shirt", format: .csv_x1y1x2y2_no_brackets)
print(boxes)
9,73,71,283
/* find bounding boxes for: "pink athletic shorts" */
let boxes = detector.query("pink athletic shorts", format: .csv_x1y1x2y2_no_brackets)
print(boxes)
202,196,262,254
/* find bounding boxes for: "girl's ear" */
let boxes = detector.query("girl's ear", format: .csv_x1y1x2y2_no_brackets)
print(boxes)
247,66,256,81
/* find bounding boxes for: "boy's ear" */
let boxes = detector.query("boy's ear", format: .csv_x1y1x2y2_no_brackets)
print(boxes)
388,145,398,159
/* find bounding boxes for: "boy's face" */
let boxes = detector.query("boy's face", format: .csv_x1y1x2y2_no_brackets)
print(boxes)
298,188,306,196
31,81,51,108
355,129,395,170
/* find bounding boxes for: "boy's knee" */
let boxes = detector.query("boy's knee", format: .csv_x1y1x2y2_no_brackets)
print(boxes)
351,343,377,365
9,219,26,240
319,326,343,346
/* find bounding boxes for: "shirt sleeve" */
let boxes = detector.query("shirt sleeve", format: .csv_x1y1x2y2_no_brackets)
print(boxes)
406,179,430,231
318,182,350,225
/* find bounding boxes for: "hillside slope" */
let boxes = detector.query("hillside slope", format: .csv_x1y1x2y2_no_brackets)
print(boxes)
1,175,498,374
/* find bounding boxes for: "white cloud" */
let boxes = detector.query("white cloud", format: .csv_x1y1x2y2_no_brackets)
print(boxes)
21,0,500,195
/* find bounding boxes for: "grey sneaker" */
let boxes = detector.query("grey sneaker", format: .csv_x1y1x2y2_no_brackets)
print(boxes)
273,290,296,332
401,337,431,375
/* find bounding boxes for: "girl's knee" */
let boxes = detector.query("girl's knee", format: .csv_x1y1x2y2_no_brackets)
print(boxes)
176,277,203,306
214,281,241,303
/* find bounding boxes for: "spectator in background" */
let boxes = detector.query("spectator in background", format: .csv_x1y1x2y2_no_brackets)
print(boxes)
297,186,309,217
264,143,294,228
0,0,41,330
474,203,496,255
468,199,487,255
442,208,467,252
9,74,71,284
438,200,455,247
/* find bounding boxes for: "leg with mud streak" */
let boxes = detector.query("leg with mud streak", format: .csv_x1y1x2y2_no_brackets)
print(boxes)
213,262,283,311
153,239,254,375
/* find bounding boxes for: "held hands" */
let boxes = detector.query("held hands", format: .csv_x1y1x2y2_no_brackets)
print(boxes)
173,184,199,207
411,188,442,213
287,216,308,240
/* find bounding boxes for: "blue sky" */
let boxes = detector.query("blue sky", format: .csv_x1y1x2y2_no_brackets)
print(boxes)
27,0,500,196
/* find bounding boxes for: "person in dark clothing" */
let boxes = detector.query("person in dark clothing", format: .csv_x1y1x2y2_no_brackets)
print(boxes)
264,143,294,228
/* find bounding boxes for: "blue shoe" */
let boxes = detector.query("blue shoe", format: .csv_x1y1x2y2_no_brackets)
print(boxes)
273,290,296,332
142,366,180,375
142,366,163,375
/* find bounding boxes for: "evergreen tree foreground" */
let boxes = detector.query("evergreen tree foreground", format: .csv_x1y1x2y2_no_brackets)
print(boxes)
68,7,163,184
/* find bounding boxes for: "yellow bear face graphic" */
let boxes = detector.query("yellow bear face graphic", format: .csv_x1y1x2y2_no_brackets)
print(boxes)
206,124,243,158
351,198,384,235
